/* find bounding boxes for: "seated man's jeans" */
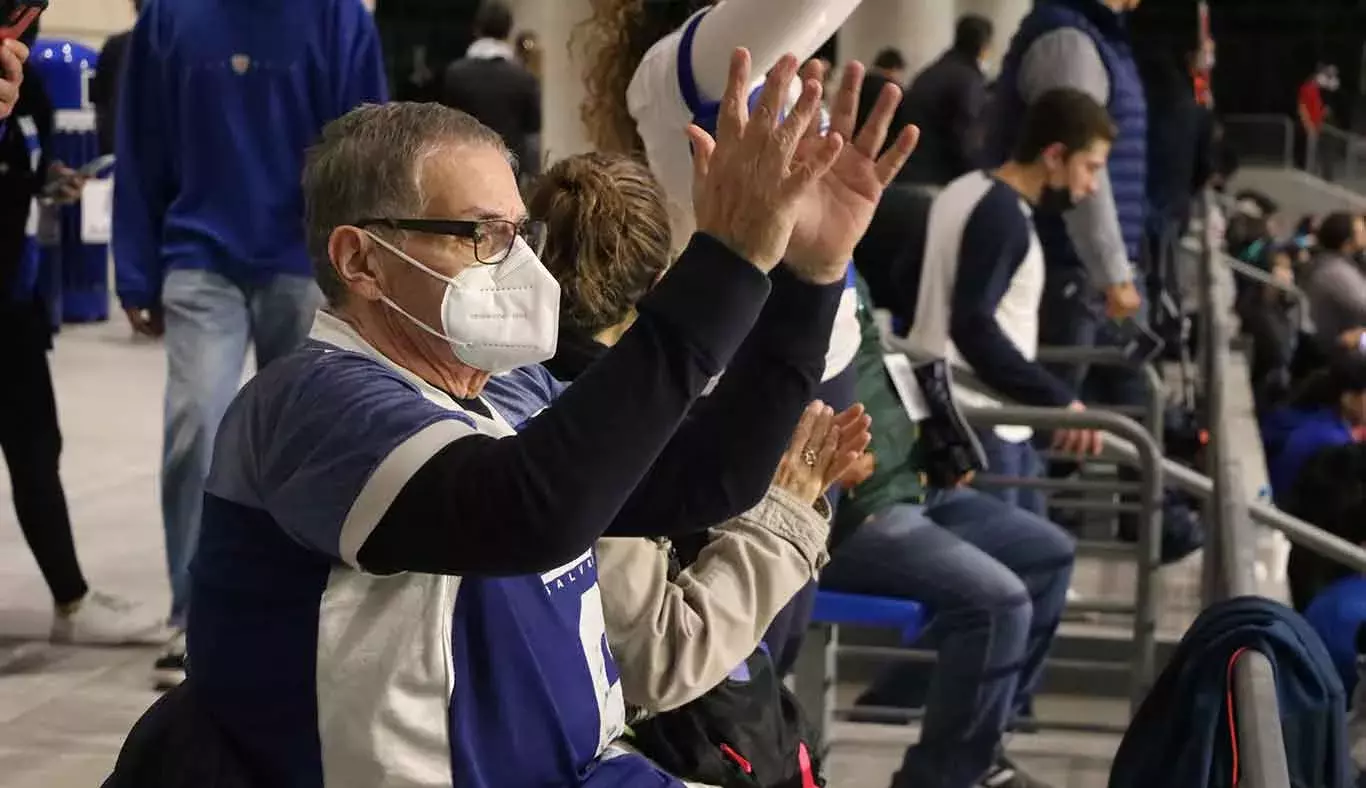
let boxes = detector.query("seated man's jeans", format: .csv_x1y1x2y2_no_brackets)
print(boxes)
820,488,1076,788
975,430,1047,518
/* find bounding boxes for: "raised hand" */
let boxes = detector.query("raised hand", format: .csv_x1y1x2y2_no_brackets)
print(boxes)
784,60,920,285
685,48,844,274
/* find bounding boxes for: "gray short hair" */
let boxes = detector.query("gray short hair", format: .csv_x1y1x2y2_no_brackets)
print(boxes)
303,102,512,306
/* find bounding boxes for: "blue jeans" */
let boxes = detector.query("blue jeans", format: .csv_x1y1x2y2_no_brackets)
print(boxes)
819,488,1075,788
977,430,1046,518
161,269,321,628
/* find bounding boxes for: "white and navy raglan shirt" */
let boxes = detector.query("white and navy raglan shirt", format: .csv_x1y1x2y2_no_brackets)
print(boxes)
906,171,1076,442
187,311,684,788
626,8,861,383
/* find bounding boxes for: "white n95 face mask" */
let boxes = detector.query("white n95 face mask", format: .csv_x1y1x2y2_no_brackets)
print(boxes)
366,231,561,375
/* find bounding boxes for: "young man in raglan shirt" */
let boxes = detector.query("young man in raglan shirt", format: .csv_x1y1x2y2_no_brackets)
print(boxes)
907,88,1112,514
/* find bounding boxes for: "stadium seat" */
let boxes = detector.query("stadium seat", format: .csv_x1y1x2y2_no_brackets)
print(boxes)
794,591,928,758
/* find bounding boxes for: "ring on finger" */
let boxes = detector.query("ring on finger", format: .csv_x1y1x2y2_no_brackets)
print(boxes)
801,447,818,468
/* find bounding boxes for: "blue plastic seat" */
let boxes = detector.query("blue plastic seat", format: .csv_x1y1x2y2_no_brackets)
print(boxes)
810,590,927,644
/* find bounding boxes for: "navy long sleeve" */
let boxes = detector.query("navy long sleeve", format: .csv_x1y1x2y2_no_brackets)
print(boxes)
112,10,172,310
603,265,842,538
949,185,1075,407
359,235,777,576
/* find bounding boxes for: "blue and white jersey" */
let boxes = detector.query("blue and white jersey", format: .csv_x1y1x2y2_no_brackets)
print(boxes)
189,311,680,788
626,9,859,382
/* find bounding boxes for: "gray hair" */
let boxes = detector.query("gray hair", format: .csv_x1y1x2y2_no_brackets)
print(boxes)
302,102,513,306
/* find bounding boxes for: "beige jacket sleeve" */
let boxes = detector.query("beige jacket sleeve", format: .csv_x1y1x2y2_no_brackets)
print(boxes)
598,486,830,715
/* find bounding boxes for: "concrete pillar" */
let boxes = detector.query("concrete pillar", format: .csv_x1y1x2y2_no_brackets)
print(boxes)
839,0,956,79
956,0,1032,61
539,0,595,163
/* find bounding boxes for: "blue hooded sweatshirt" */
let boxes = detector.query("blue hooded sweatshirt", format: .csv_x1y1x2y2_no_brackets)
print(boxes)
1109,596,1349,788
1305,575,1366,698
113,0,388,310
1263,406,1355,504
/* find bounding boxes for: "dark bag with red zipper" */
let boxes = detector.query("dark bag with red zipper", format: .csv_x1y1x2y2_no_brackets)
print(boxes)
626,645,823,788
625,541,824,788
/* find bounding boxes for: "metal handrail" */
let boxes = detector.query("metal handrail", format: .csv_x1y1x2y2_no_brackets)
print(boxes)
1034,345,1165,445
1196,185,1291,788
1180,236,1311,330
958,405,1164,709
883,330,1168,708
1316,124,1366,182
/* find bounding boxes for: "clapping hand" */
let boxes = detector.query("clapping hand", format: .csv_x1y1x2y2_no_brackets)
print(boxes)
772,401,872,506
782,60,920,285
685,48,843,274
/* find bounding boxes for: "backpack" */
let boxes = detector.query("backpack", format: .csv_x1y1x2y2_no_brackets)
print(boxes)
626,542,825,788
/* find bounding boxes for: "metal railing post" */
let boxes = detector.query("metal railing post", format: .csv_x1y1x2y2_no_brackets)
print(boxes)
1196,185,1290,787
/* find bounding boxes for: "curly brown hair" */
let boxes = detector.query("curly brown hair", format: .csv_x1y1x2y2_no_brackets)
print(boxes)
574,0,703,154
528,153,672,337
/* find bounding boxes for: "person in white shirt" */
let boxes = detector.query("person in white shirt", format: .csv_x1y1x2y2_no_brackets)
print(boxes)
906,88,1115,515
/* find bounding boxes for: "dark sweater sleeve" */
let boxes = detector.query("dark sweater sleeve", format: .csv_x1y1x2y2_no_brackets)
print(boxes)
602,265,842,538
950,188,1075,407
358,234,772,576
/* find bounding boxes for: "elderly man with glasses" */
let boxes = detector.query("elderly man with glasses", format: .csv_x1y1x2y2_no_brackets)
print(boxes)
169,48,916,788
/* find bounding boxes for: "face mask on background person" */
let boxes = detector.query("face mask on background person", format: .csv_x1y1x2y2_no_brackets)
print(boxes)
366,232,562,375
1036,151,1077,214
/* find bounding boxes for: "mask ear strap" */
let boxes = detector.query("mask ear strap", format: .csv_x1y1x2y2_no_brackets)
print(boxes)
363,229,458,286
378,293,470,349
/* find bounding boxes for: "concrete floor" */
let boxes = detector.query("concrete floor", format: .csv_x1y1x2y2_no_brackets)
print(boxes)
0,313,1278,788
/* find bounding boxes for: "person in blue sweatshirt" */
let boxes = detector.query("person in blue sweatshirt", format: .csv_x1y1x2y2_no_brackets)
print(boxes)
112,0,388,689
1262,351,1366,506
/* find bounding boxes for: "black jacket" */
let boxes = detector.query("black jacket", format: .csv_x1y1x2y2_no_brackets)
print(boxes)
441,50,541,175
0,62,52,307
899,50,987,186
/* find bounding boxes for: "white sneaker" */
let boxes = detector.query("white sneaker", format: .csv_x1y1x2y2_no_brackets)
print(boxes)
153,630,187,690
50,591,164,646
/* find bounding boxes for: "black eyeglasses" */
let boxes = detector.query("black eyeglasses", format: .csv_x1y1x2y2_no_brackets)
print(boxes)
355,217,547,265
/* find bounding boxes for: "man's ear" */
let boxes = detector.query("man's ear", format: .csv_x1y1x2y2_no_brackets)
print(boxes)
1040,141,1068,171
329,226,385,302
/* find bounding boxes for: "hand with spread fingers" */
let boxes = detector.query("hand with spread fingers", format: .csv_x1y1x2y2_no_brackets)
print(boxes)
782,59,921,284
772,401,873,507
685,48,843,275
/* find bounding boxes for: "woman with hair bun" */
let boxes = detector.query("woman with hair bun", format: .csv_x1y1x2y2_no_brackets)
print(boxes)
532,149,871,787
575,0,919,673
